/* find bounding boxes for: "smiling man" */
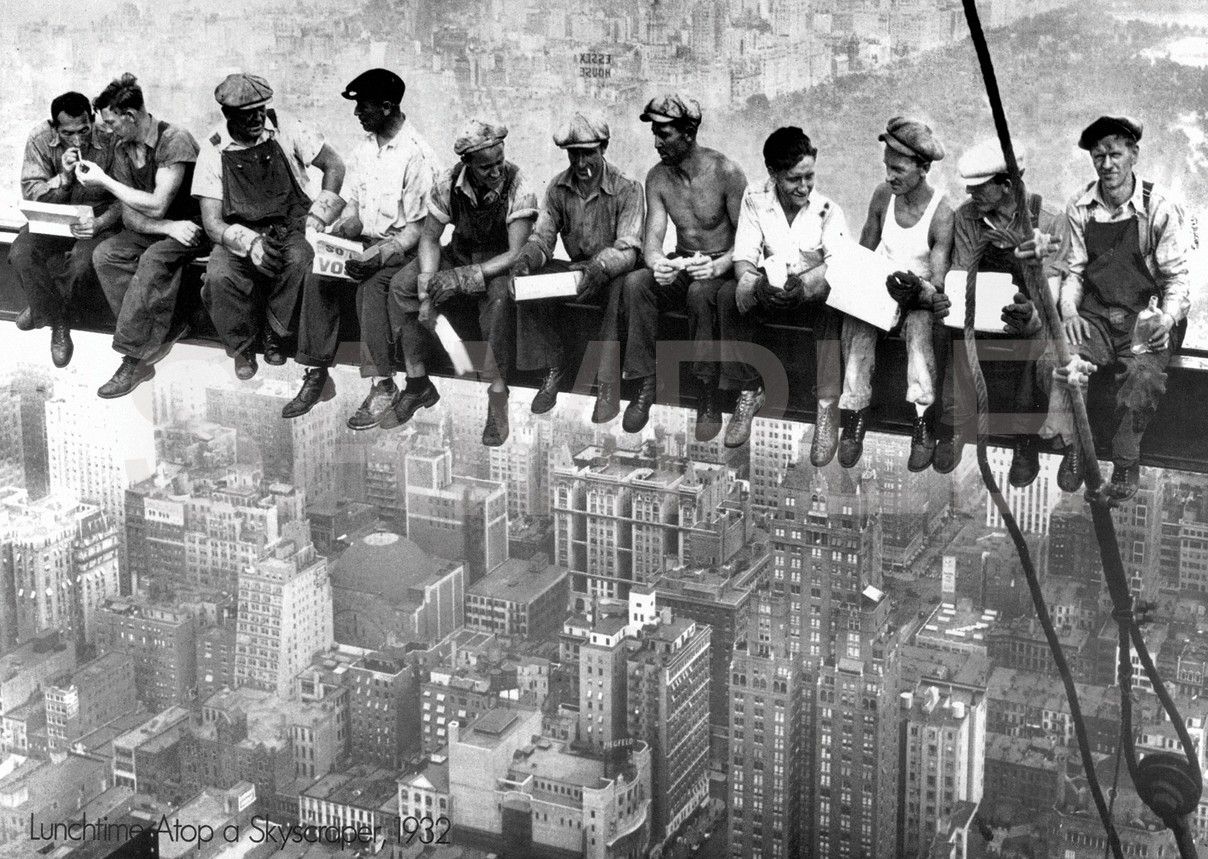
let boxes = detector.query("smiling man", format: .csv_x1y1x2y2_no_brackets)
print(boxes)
1045,116,1189,500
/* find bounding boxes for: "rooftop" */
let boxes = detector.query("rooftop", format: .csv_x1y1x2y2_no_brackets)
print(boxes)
511,741,607,791
301,766,398,810
113,707,193,754
330,526,461,604
198,687,287,750
468,556,568,605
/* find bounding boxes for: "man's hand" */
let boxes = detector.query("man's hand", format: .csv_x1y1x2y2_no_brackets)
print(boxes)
652,257,679,287
1014,228,1057,260
428,265,485,306
683,253,715,281
70,211,97,240
511,243,544,279
345,256,381,281
164,221,203,248
886,271,925,307
1001,291,1041,337
576,258,609,300
776,274,807,308
1063,315,1091,347
1149,311,1175,351
985,226,1023,249
249,234,284,277
59,148,82,183
74,159,109,188
921,289,951,321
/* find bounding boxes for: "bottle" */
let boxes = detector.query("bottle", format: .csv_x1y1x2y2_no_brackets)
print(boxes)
1131,296,1162,354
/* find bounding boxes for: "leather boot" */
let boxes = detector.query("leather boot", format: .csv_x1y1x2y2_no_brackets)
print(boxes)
380,379,440,430
907,416,936,472
282,368,334,419
97,357,156,399
592,382,620,424
838,408,869,469
483,388,510,447
531,366,564,415
622,376,657,434
50,322,73,368
810,401,839,467
1008,436,1041,488
695,383,723,442
724,386,765,448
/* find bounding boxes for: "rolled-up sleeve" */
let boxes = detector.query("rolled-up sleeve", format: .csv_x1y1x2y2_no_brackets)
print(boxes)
191,142,224,201
529,184,563,262
611,178,644,254
427,169,455,225
1150,196,1191,322
506,169,539,224
399,150,433,226
732,189,763,267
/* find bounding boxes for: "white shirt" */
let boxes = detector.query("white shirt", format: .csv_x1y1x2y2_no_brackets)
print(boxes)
732,180,848,273
192,114,323,202
342,119,439,241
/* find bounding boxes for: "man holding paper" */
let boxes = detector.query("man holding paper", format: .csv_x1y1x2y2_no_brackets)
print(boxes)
838,117,953,472
10,91,119,367
288,69,436,427
389,119,537,446
722,126,845,456
192,73,346,385
933,139,1066,486
618,94,747,440
511,112,644,419
78,74,207,399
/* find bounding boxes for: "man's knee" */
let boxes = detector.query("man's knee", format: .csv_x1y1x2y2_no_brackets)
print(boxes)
686,279,721,318
623,268,655,304
7,231,39,271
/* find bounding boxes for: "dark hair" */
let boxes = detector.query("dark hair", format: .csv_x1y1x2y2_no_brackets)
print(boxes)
49,92,93,124
763,127,817,173
94,73,145,113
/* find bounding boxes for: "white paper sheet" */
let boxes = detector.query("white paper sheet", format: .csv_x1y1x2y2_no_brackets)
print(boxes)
18,201,93,237
822,240,902,331
514,270,581,301
942,270,1017,334
433,315,474,375
309,233,365,280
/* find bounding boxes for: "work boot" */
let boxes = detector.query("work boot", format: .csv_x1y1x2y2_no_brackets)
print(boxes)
837,408,869,469
932,427,963,475
15,307,38,331
725,386,765,448
482,388,510,447
263,329,287,366
1106,462,1140,502
1008,436,1041,488
346,378,399,431
695,383,723,443
50,322,73,368
1057,444,1084,493
234,350,258,381
622,376,657,434
592,382,620,424
907,416,935,472
810,401,839,467
380,379,440,429
97,357,155,399
531,366,564,415
282,368,334,419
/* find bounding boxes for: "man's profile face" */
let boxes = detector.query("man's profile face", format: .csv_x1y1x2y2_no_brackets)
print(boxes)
54,111,93,148
883,148,926,196
651,121,693,165
1091,135,1138,195
354,98,393,135
465,143,506,190
968,179,1009,216
99,107,137,143
772,154,816,211
567,145,605,185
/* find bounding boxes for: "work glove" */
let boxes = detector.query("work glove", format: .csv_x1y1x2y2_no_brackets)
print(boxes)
886,271,925,307
920,290,951,321
511,243,546,279
1001,291,1042,337
576,258,610,300
428,264,486,307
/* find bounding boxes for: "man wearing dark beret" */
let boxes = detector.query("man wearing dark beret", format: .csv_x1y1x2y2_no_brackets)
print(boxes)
193,73,347,389
511,112,644,418
387,119,538,446
836,116,954,471
1045,115,1190,500
618,93,748,441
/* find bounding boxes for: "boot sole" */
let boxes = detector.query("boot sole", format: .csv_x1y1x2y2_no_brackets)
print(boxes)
97,367,156,399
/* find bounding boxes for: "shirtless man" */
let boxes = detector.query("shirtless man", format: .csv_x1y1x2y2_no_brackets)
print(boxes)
614,93,747,439
839,117,954,471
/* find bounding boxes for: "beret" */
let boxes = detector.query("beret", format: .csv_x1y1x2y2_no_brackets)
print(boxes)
554,112,610,148
453,119,508,156
958,138,1025,185
639,93,702,127
342,68,405,103
878,116,945,163
1078,115,1143,150
215,73,273,109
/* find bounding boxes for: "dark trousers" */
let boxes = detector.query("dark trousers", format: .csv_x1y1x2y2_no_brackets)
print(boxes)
391,251,512,384
936,325,1049,437
93,229,208,360
716,281,842,400
514,259,626,383
621,268,728,384
295,262,406,373
202,232,313,358
7,226,108,322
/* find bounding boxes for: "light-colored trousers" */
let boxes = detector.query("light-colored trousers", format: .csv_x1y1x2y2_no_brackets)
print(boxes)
839,309,936,411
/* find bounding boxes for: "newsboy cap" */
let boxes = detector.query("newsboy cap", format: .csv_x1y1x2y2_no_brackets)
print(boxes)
215,73,273,109
958,138,1025,186
1078,115,1143,150
878,116,945,163
453,119,508,156
639,93,702,127
342,68,405,103
554,113,610,149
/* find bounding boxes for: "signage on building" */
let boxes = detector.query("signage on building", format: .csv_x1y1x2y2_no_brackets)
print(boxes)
941,556,956,597
144,498,185,528
578,50,613,79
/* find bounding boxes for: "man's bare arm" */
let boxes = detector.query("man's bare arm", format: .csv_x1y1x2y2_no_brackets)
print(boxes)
642,167,670,270
860,184,889,252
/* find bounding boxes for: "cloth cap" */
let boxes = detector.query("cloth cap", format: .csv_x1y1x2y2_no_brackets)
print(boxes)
341,68,405,103
453,120,508,156
878,116,945,163
554,113,610,149
958,138,1025,186
215,73,273,109
639,93,702,127
1078,115,1143,150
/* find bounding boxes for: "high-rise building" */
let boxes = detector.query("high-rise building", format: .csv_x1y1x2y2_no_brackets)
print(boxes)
44,651,138,752
405,447,507,585
985,447,1061,535
234,522,333,697
346,649,418,769
749,418,807,508
0,382,23,492
489,417,549,520
863,433,948,575
46,381,157,590
94,597,197,711
576,614,630,754
0,487,120,650
552,445,730,605
465,554,569,640
9,366,53,499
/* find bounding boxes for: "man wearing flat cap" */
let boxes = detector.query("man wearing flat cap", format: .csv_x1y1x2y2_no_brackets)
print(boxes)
835,116,954,471
511,111,644,419
619,93,747,441
292,68,438,429
1044,115,1190,500
193,72,346,390
389,118,537,446
934,137,1067,487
